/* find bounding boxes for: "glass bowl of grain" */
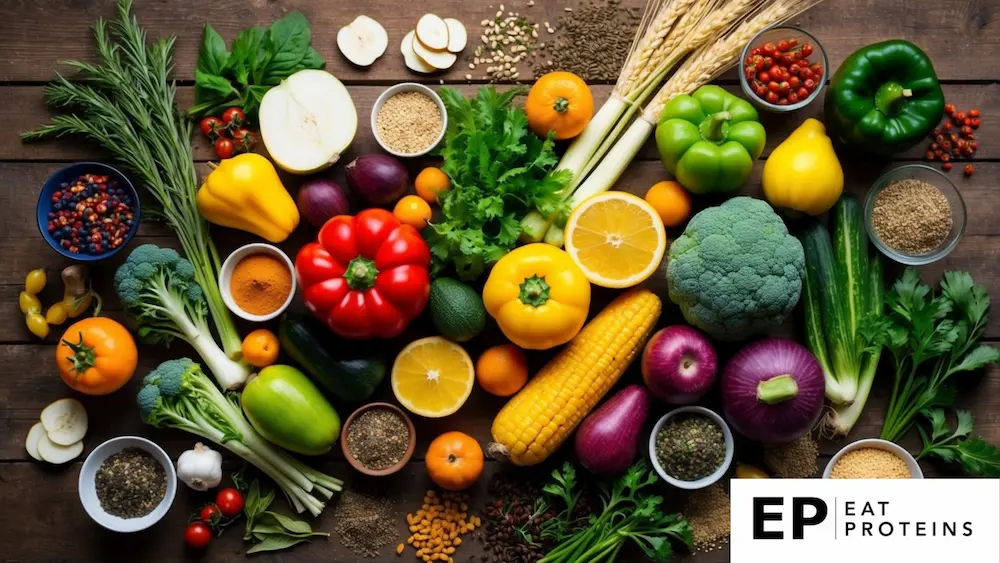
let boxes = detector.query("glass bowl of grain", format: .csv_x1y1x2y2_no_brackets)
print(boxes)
865,164,966,266
372,83,447,158
341,402,416,476
823,438,923,479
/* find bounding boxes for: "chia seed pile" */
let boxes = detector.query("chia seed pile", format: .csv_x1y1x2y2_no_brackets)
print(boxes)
94,447,166,519
332,490,397,558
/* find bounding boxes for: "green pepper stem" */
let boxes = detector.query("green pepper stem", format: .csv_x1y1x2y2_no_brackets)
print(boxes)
344,256,378,290
62,332,96,376
875,82,913,117
518,275,551,307
757,374,799,405
553,97,570,113
700,111,731,143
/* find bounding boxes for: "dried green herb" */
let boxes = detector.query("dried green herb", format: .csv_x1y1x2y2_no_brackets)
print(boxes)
345,408,409,471
655,415,726,481
95,447,166,519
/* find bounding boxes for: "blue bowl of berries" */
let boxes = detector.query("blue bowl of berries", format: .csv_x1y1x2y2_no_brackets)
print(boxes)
37,162,141,262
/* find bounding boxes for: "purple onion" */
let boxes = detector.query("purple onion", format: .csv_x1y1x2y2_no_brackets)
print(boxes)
344,154,408,206
297,178,351,227
574,385,651,476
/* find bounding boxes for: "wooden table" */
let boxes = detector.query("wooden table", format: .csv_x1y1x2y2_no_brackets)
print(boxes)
1,1,998,561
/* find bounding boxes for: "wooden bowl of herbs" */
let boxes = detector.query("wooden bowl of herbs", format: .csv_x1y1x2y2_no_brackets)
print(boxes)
341,402,416,476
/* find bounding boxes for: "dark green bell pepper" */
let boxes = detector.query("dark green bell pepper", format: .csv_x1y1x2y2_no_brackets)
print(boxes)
825,40,944,155
655,85,765,194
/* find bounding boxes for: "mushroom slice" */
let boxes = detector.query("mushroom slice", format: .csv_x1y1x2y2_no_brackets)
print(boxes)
415,14,450,50
444,19,468,53
337,15,389,67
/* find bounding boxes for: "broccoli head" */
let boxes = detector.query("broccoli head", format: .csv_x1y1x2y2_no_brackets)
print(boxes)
666,197,804,341
115,244,200,310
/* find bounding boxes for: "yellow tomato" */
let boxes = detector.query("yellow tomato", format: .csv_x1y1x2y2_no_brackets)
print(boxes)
242,329,280,368
644,180,692,227
393,195,432,231
414,167,451,203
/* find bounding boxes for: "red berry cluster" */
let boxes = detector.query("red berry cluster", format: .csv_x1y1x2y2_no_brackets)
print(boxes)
47,173,135,255
199,107,256,160
744,39,824,106
924,104,981,177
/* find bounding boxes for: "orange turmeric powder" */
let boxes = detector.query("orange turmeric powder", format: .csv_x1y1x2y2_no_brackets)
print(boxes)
230,253,292,315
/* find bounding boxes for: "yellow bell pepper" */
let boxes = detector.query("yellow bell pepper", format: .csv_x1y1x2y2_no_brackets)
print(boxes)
483,244,591,350
197,153,300,242
762,118,844,216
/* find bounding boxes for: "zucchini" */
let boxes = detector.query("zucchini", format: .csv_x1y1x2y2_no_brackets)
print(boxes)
279,314,387,403
832,194,868,341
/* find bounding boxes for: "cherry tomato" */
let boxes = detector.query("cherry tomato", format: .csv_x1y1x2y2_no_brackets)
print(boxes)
762,42,777,55
184,522,212,549
214,138,235,160
797,87,810,99
777,39,789,51
758,71,770,83
231,128,256,153
750,47,762,56
393,195,433,231
788,92,799,103
765,91,779,104
199,117,224,140
215,488,244,518
789,76,801,88
222,107,245,129
801,43,814,57
199,504,221,525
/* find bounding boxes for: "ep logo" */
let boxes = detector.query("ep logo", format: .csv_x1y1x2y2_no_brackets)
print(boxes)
752,497,827,540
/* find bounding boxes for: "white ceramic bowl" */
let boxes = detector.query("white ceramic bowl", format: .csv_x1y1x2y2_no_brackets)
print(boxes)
823,438,923,479
649,406,735,490
219,243,297,322
79,436,176,533
371,82,447,158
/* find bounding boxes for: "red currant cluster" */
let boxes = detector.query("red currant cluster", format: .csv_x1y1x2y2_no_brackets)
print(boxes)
744,39,824,106
925,104,981,177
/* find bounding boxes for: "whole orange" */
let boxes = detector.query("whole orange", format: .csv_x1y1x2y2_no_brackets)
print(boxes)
475,344,529,397
394,195,433,231
414,167,451,204
644,180,692,227
242,329,280,368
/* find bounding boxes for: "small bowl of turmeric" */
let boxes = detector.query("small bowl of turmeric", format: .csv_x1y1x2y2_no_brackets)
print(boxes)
220,243,296,322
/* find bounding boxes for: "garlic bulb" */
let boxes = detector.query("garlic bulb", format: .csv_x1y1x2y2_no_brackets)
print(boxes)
176,442,223,491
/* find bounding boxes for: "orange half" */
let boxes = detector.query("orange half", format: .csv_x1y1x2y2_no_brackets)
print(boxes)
391,337,475,418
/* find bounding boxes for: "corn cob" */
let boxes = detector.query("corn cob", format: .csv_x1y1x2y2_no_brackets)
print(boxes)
488,288,662,466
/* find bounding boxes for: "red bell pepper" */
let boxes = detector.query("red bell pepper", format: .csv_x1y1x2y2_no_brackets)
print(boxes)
295,209,431,339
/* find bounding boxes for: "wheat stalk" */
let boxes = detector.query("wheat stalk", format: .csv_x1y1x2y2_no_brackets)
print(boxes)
624,0,719,96
616,0,691,96
644,0,824,119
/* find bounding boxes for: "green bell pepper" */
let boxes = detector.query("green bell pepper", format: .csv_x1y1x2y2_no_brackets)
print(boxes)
655,85,766,195
825,40,944,155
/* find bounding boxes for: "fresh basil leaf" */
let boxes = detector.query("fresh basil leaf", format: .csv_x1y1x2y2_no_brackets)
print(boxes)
259,11,311,84
299,47,326,70
197,24,229,75
261,510,313,535
195,69,239,97
246,534,309,554
229,26,267,75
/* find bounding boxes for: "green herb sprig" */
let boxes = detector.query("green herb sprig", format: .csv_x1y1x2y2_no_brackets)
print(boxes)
539,462,692,563
242,479,329,554
917,408,1000,477
427,86,571,280
188,12,325,121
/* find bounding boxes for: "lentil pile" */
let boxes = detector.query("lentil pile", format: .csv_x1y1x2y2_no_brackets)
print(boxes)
332,490,397,558
871,179,952,255
763,434,819,478
655,414,727,481
46,173,135,256
830,448,913,479
684,484,731,553
345,407,410,471
470,5,541,81
533,0,639,81
95,447,167,519
401,490,481,563
376,91,443,154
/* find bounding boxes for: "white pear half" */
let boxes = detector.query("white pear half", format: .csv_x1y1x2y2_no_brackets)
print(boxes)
415,14,449,50
444,19,468,53
402,31,437,74
337,15,388,67
40,398,88,446
412,35,457,70
37,434,83,465
259,69,358,175
25,422,45,461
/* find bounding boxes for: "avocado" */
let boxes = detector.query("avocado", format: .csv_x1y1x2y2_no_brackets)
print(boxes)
428,278,487,342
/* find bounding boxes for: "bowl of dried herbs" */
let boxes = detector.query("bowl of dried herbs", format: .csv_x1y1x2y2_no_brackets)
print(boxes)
649,406,734,490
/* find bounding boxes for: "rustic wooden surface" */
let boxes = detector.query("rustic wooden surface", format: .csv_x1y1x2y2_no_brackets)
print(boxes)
1,0,998,562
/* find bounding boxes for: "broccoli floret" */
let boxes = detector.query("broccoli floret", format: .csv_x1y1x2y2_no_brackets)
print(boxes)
115,244,249,390
136,384,162,421
144,357,193,396
666,197,805,341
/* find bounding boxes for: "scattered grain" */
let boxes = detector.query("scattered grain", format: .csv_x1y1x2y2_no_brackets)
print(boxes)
830,448,912,479
532,0,639,81
871,179,952,255
763,434,819,478
470,7,541,81
685,484,730,552
376,91,442,155
332,491,396,558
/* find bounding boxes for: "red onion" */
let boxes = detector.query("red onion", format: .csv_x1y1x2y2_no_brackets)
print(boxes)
297,178,351,227
574,385,650,476
641,325,718,404
344,154,408,206
721,338,824,443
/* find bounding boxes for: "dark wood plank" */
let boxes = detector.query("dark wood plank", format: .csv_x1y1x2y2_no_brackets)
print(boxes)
1,0,998,83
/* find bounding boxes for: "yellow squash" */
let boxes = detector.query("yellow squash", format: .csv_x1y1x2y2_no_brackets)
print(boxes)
762,118,844,216
197,153,300,242
482,244,591,350
489,288,661,466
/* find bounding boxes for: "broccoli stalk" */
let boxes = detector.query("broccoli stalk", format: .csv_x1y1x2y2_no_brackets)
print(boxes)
138,358,342,516
116,244,250,390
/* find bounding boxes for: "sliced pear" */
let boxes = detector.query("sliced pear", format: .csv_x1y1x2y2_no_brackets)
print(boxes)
40,398,88,446
412,36,458,70
337,15,388,67
37,434,83,464
444,19,468,53
25,422,45,461
402,31,437,74
415,14,449,50
259,69,358,175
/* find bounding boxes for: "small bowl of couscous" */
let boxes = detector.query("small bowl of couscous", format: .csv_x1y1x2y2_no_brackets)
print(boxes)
371,83,447,158
823,438,922,479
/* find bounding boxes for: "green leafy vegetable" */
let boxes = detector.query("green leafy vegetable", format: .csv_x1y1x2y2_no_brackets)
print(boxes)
538,461,692,563
427,86,571,280
879,269,1000,442
917,408,1000,477
188,12,325,121
241,478,330,553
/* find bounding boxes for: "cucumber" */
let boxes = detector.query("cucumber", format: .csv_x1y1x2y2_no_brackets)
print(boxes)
832,194,868,337
279,315,387,403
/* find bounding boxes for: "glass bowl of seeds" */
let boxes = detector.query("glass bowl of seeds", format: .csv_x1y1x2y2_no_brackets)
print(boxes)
341,402,416,476
649,406,734,490
78,436,176,532
865,164,966,265
372,83,447,158
823,438,923,479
